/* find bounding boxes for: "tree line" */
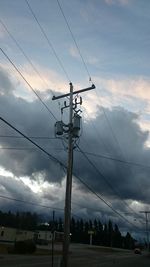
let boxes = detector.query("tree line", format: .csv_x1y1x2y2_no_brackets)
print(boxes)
0,210,135,249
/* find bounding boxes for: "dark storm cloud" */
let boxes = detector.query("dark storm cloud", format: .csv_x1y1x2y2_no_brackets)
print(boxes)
0,68,65,182
0,67,150,209
0,174,61,215
74,107,150,204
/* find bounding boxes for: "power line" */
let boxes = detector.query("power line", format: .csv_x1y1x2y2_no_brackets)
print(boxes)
96,90,126,160
1,136,148,170
0,116,141,230
0,195,100,221
0,117,144,224
0,18,54,94
76,144,141,218
2,133,149,168
0,47,57,121
56,0,92,82
25,0,71,82
0,135,58,140
0,194,64,211
95,91,144,203
75,149,150,170
0,116,65,168
73,169,141,231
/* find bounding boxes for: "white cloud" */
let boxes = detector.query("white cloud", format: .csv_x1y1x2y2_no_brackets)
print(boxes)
69,45,99,66
0,167,13,178
94,76,150,109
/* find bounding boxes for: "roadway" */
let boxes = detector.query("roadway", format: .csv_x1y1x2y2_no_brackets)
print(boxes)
0,243,149,266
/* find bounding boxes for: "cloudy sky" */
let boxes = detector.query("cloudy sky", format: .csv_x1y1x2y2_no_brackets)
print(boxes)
0,0,150,238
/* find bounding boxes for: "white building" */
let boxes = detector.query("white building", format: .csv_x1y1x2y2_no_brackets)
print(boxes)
0,226,34,243
0,226,63,244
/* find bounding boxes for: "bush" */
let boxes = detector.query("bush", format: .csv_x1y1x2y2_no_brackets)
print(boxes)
14,240,36,254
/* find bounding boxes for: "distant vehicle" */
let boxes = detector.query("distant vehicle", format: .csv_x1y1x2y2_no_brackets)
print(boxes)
134,248,142,254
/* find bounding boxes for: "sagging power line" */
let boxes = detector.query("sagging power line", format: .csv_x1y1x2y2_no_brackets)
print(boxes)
0,47,57,121
25,0,71,82
0,116,142,231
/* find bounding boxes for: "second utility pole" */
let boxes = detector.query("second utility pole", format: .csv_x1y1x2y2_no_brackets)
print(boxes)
140,211,150,250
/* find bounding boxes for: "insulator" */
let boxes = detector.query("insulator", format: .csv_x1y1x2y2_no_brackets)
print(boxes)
80,97,82,105
55,121,63,135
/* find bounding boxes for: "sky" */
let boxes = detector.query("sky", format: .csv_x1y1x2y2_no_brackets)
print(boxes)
0,0,150,239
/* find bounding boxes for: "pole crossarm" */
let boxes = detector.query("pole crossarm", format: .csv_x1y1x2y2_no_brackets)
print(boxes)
52,84,95,100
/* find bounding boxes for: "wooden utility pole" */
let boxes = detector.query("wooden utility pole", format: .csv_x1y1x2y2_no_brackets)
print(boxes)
52,82,95,266
62,82,73,267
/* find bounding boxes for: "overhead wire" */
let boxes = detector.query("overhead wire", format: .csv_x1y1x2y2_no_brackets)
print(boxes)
0,136,149,170
73,169,142,231
56,0,115,160
76,144,143,218
0,116,65,168
55,0,115,157
0,2,143,227
32,0,145,227
55,0,132,178
95,89,144,205
0,0,142,230
0,47,57,121
25,0,71,82
0,17,67,117
0,50,142,226
56,0,91,82
57,0,142,215
0,116,142,230
75,149,150,170
0,135,58,140
95,89,126,160
0,194,64,211
0,18,54,95
0,194,82,220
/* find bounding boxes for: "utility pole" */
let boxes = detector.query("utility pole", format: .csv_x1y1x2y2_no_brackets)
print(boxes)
62,82,73,267
52,82,95,267
140,211,150,250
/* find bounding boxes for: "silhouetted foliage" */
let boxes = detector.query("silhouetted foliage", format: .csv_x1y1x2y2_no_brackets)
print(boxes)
0,210,38,230
0,210,135,249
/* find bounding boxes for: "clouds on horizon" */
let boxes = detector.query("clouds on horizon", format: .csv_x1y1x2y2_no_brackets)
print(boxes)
0,66,150,227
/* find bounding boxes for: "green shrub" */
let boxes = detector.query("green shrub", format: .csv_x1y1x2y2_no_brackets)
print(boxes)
14,240,36,254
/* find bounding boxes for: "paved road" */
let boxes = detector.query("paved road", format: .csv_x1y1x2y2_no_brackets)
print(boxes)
69,244,150,267
0,244,149,266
